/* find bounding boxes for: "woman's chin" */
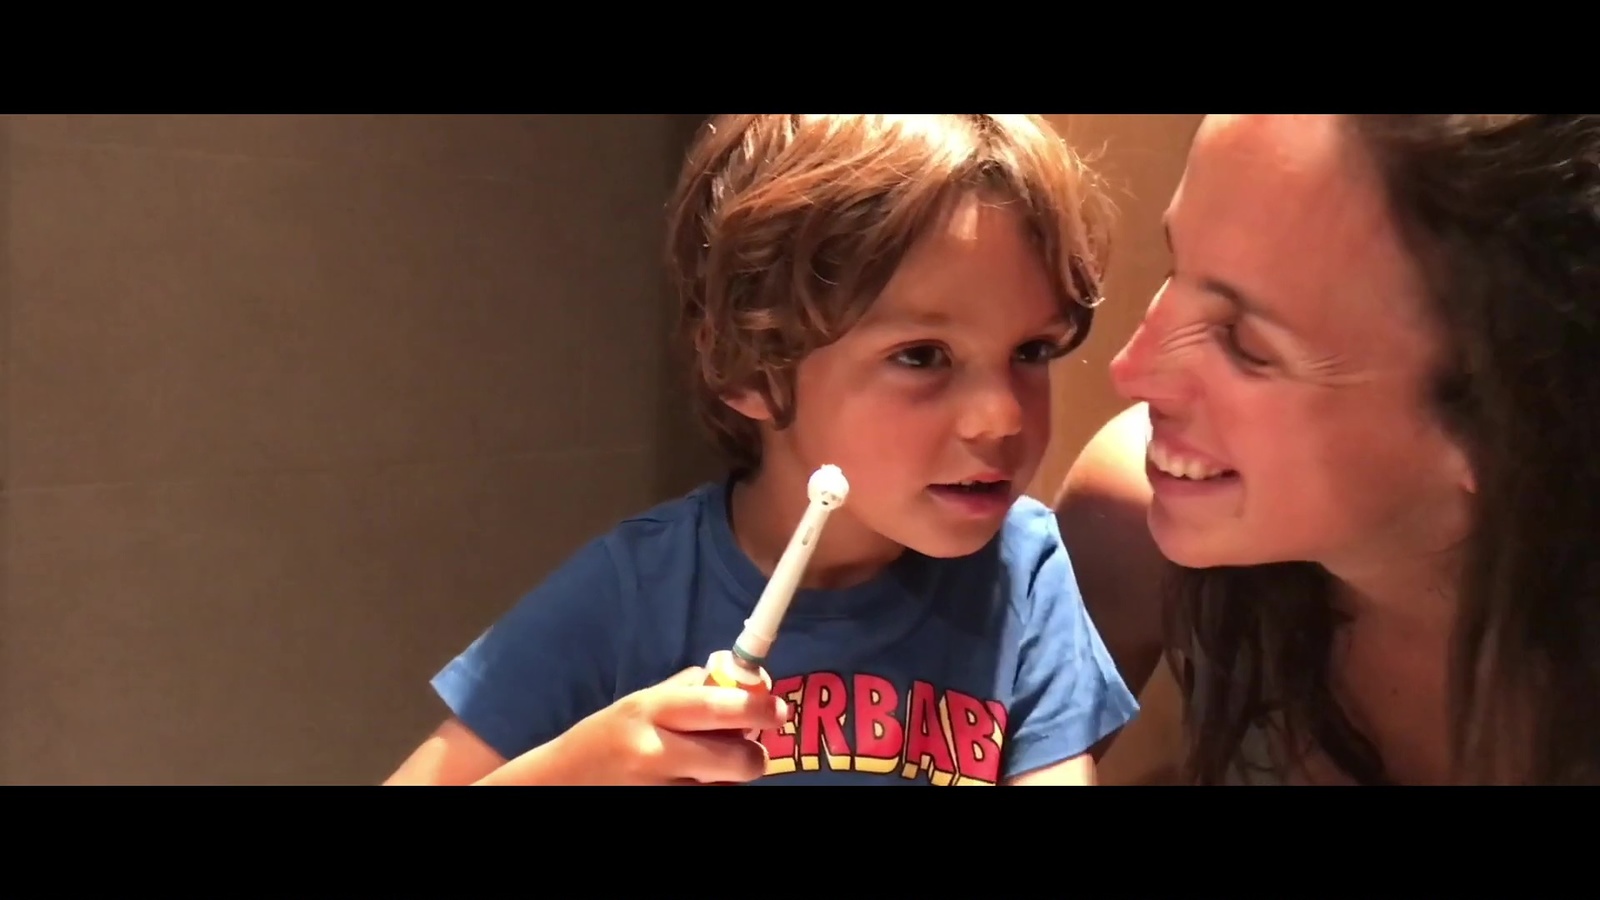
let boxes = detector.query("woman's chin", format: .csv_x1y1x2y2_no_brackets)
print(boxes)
1149,516,1268,570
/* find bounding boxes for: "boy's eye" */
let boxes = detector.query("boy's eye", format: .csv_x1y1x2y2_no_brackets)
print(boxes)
891,345,949,369
1016,339,1070,365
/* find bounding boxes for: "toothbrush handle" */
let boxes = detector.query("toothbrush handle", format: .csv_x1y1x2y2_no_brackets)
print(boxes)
701,649,774,743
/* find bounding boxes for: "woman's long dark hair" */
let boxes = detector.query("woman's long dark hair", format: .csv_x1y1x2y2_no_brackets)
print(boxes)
1164,115,1600,785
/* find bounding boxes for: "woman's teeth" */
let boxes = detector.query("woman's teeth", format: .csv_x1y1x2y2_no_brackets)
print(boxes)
1148,441,1230,480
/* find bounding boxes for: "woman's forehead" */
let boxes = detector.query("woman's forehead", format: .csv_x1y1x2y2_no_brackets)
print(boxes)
1172,115,1431,343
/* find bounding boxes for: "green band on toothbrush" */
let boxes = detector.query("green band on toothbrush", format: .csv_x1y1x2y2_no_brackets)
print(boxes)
731,642,766,667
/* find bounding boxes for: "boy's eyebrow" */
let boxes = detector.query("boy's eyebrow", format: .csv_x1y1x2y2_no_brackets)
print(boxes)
855,309,954,332
855,308,1073,336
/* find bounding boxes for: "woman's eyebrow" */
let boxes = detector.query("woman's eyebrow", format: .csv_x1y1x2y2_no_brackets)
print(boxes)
1164,217,1294,333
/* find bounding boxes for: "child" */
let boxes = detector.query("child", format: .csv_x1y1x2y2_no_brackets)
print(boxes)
387,115,1139,786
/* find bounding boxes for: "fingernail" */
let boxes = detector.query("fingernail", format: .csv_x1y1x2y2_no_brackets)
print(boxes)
774,697,789,720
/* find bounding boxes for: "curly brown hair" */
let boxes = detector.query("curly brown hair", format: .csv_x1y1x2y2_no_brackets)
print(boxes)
663,114,1115,473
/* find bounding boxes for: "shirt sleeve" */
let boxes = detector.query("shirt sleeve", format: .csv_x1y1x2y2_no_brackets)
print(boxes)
1002,519,1141,781
430,535,627,762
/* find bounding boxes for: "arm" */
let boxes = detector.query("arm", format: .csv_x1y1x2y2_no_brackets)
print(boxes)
385,536,626,786
1007,752,1099,785
1095,660,1188,785
385,716,602,787
1051,404,1190,780
1001,507,1141,786
385,718,507,786
1052,403,1168,698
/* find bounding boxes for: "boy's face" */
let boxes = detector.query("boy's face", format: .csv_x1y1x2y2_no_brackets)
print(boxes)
731,193,1075,559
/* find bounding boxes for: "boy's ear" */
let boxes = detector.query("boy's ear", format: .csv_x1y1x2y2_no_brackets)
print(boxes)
721,387,775,423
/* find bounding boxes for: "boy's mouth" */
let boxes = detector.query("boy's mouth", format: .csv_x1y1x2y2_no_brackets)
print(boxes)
928,478,1011,496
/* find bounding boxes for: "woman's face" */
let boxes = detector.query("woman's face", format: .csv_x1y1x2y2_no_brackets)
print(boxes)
1109,114,1475,577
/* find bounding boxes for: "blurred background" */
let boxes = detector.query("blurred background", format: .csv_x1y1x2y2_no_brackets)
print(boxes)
0,113,1200,784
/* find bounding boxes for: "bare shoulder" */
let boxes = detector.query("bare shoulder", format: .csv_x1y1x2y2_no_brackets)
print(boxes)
1053,403,1167,695
1055,403,1155,513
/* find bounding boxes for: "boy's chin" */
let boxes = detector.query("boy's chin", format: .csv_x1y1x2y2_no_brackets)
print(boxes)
897,525,1004,559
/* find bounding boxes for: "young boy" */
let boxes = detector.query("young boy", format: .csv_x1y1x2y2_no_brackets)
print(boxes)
387,115,1139,786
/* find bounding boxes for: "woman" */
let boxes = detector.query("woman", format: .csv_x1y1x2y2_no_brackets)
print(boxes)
1057,114,1600,785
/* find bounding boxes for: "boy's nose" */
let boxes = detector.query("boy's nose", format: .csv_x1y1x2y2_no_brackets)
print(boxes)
957,372,1025,442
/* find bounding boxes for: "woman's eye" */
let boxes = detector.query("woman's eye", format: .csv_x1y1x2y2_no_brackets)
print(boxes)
1216,322,1271,369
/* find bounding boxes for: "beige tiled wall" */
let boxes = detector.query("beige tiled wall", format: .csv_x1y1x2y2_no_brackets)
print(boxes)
0,114,1199,784
1029,114,1203,501
0,114,716,784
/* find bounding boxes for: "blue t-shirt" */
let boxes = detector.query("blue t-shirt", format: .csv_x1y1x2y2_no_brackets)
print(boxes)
433,480,1139,785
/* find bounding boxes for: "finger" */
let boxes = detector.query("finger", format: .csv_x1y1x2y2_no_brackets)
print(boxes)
662,666,709,687
647,684,789,734
655,730,769,784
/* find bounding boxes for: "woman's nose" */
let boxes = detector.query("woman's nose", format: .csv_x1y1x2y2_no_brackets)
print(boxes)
1109,295,1190,407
